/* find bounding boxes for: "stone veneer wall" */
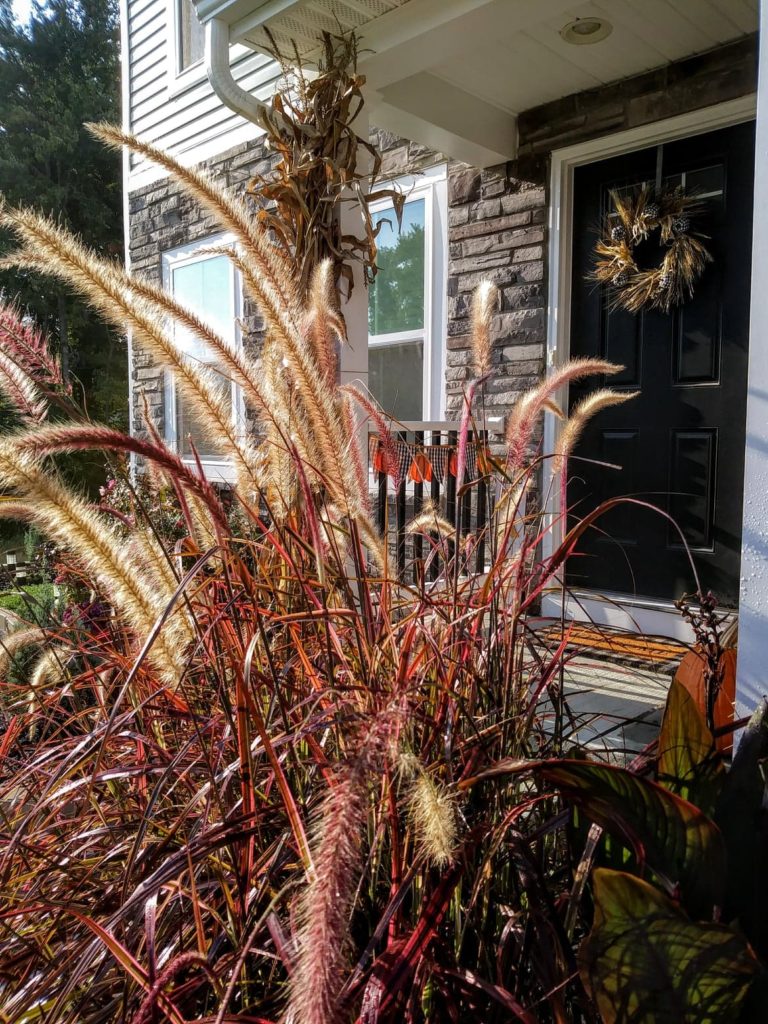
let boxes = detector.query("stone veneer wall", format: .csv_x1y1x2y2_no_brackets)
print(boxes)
127,35,756,441
515,35,757,181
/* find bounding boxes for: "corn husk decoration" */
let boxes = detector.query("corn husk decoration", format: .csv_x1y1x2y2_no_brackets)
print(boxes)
592,185,712,314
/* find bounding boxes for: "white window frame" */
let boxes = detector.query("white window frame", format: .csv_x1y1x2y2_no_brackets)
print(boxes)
166,0,250,98
161,234,244,484
368,163,448,422
168,0,204,85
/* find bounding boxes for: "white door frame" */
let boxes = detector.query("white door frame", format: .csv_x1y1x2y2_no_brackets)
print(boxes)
541,93,757,641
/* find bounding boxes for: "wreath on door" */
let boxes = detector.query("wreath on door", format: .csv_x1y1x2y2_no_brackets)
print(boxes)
592,186,712,314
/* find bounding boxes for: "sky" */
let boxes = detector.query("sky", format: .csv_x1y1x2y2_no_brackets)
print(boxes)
11,0,34,24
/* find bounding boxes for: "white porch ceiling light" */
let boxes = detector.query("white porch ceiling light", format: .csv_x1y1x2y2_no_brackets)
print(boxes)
560,17,612,45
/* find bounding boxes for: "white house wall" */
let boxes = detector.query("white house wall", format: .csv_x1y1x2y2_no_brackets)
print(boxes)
124,0,280,191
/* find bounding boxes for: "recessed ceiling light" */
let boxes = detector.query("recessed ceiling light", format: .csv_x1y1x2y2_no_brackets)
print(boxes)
560,17,613,45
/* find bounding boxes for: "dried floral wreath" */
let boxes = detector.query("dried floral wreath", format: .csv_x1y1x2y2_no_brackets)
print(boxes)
592,186,713,313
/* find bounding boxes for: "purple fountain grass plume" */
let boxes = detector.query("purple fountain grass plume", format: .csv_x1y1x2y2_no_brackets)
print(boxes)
551,388,639,475
0,205,265,504
303,259,346,389
293,442,328,586
342,383,401,489
0,302,65,389
0,623,50,679
0,443,192,681
16,422,229,535
399,753,458,870
552,386,639,517
342,392,372,518
133,952,218,1024
505,358,623,470
456,380,478,508
0,347,48,423
286,707,401,1024
470,280,498,380
88,122,303,340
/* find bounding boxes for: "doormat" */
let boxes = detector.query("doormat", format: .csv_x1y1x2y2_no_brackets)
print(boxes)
535,622,687,674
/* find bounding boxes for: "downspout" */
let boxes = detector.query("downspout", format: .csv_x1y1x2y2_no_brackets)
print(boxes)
204,18,269,128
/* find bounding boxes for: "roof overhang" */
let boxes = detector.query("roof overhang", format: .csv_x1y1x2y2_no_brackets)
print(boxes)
192,0,519,167
191,0,757,169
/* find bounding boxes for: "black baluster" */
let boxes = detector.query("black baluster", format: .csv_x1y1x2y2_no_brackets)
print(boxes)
446,429,458,564
461,431,473,538
413,429,424,584
376,431,387,538
429,429,441,581
396,430,407,578
476,429,488,574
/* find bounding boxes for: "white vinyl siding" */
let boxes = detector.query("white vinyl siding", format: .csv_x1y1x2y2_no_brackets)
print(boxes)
123,0,282,190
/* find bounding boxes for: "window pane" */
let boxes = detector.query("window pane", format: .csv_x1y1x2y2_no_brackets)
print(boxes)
178,365,230,458
179,0,204,71
369,197,425,335
170,253,234,459
369,341,423,421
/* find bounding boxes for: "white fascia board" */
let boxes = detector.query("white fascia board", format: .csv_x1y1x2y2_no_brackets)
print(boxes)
192,0,284,25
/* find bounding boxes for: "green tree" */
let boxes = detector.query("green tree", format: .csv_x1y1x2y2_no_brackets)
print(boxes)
0,0,126,451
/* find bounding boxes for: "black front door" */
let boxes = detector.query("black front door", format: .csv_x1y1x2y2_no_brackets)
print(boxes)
567,121,755,607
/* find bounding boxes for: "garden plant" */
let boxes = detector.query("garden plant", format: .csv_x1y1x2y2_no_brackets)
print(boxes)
0,120,764,1024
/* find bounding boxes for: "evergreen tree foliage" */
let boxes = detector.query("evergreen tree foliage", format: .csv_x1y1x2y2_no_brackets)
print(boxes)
0,0,126,447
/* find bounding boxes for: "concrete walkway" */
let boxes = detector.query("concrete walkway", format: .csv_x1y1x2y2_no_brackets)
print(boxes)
536,654,672,761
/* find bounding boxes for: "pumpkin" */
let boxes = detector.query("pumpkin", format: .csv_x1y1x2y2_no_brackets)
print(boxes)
673,646,737,755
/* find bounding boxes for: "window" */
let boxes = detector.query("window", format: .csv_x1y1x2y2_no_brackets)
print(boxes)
368,166,447,422
177,0,204,73
162,240,242,472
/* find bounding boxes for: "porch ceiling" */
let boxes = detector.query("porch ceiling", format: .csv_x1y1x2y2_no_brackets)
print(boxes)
192,0,758,167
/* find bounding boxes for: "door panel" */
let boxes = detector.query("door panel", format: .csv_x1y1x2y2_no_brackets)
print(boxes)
566,121,755,607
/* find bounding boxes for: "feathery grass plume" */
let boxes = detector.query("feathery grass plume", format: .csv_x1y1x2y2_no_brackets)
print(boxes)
287,709,400,1024
0,623,49,679
342,391,371,517
224,244,366,526
0,444,189,682
470,280,497,379
15,422,229,537
28,644,71,694
0,347,48,422
260,336,320,514
400,752,458,869
26,646,72,734
494,480,529,553
505,358,623,470
304,258,346,389
406,498,454,541
88,126,373,536
0,301,65,390
0,206,265,504
342,382,401,488
88,122,303,338
552,389,639,474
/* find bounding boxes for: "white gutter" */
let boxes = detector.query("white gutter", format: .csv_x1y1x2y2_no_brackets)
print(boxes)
204,18,269,128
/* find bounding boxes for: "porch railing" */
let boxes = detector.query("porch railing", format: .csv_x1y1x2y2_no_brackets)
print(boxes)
368,421,493,582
